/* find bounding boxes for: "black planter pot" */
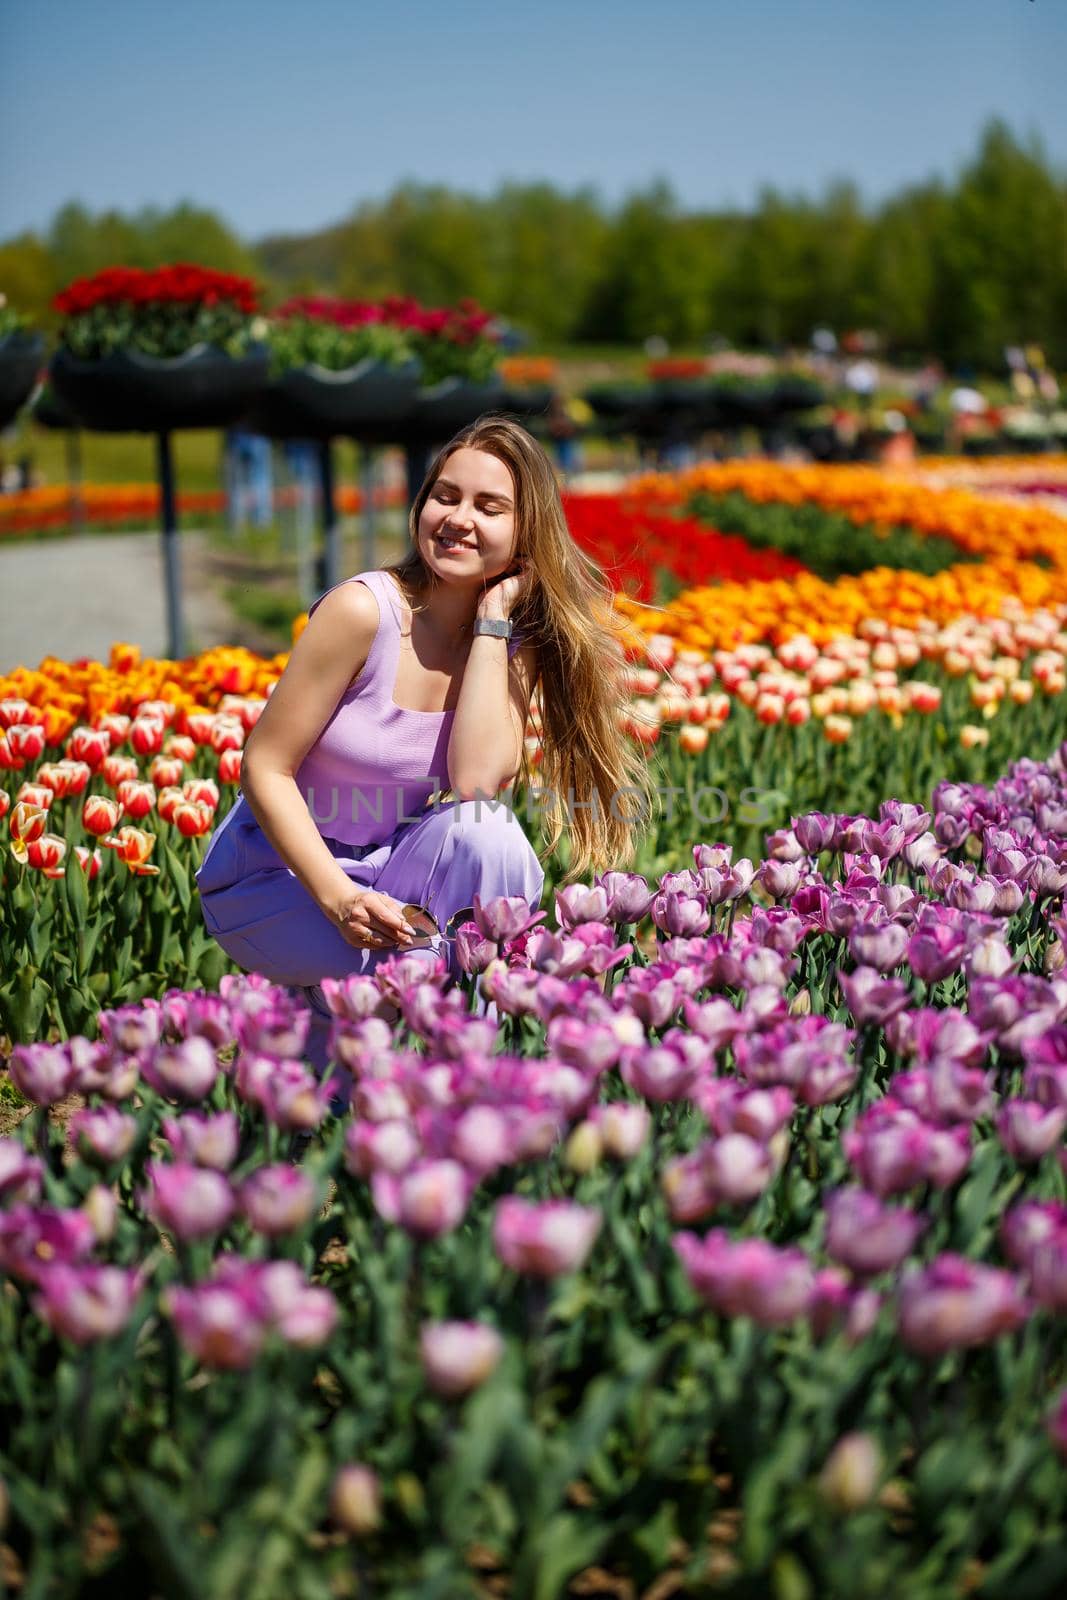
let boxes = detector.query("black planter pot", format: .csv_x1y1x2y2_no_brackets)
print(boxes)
408,376,508,443
246,358,422,441
50,343,269,433
0,332,44,430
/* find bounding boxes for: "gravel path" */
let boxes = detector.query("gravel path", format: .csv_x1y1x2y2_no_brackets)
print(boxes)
0,530,238,672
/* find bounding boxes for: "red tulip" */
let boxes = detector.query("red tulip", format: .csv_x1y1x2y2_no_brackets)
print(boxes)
218,748,242,785
7,724,46,766
156,786,184,823
93,712,131,746
172,799,214,837
129,717,165,757
164,735,196,763
0,697,33,729
209,716,244,754
116,779,156,820
181,777,219,809
183,711,216,745
67,725,111,769
9,801,48,862
26,833,68,876
83,794,123,836
100,754,140,788
149,755,184,789
73,845,103,880
16,782,53,811
0,786,9,820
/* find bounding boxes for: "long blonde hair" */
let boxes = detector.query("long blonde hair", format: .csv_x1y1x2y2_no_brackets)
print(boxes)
387,416,656,881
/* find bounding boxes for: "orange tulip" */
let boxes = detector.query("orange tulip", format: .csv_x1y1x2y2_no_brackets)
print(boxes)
100,825,160,875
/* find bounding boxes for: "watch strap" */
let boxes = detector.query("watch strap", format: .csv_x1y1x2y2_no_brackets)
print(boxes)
472,617,513,639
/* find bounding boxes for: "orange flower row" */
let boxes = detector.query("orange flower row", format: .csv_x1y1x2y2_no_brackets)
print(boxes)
0,481,406,536
0,642,282,747
628,460,1067,564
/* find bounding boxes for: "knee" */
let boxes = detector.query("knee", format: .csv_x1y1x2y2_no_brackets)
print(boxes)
450,799,538,866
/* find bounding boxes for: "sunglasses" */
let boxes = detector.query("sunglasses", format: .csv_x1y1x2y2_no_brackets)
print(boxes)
400,904,475,942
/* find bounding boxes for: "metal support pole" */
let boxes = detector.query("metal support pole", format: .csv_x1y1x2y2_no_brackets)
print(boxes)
360,444,377,572
405,443,429,519
156,431,185,659
318,438,340,592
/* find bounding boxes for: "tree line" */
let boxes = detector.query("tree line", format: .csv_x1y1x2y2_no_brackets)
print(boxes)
1,121,1064,370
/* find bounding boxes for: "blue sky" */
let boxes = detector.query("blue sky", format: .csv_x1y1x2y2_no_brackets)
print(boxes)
1,0,1064,240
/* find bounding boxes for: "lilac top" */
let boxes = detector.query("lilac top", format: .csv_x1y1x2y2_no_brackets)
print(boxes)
294,569,523,847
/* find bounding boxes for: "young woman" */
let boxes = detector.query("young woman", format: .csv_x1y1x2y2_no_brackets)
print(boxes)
196,416,653,1050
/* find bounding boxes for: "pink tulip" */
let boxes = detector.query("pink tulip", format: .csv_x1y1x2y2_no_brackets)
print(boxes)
141,1038,219,1101
1000,1200,1067,1272
252,1261,339,1348
996,1100,1067,1163
701,1133,773,1205
897,1255,1029,1356
70,1106,137,1165
825,1187,925,1277
419,1320,503,1397
0,1138,44,1203
143,1161,235,1241
34,1264,140,1344
10,1043,77,1106
240,1165,317,1236
1029,1230,1067,1312
493,1197,601,1277
166,1281,266,1370
372,1160,470,1238
344,1118,421,1178
449,1106,516,1176
622,1044,698,1103
673,1230,815,1325
162,1111,239,1170
588,1102,650,1159
0,1205,96,1284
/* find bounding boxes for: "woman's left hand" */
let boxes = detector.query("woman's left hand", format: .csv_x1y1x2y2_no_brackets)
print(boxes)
477,559,529,622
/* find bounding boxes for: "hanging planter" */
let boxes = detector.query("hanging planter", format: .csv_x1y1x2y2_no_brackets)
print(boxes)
50,342,268,433
251,357,422,439
47,263,267,657
0,329,44,431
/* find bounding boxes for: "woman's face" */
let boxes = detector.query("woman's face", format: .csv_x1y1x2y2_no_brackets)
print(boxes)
417,447,519,587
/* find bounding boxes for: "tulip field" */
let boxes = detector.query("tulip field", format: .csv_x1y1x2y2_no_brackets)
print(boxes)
2,463,1067,1597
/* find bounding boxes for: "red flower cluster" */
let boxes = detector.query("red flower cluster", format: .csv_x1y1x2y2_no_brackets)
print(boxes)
647,358,708,381
276,294,495,347
53,264,261,318
562,493,807,603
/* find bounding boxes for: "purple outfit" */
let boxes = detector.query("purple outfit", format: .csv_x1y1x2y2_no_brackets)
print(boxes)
196,568,544,1017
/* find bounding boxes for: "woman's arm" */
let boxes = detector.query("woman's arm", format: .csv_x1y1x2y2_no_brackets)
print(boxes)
239,583,414,946
447,614,539,800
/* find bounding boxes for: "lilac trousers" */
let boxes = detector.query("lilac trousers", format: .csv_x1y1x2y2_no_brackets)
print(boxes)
196,794,544,1069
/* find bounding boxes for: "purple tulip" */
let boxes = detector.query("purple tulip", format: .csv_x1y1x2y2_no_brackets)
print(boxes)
825,1187,925,1277
99,1002,161,1055
662,1151,717,1223
372,1159,471,1239
247,1260,339,1348
33,1264,140,1344
756,860,802,902
898,1255,1029,1356
450,1106,516,1176
472,893,546,944
621,1042,699,1103
843,1102,971,1196
996,1100,1067,1163
70,1106,137,1166
162,1111,239,1170
234,1000,310,1060
143,1161,235,1241
0,1204,96,1284
180,991,235,1047
907,920,969,984
650,890,711,938
837,966,911,1028
0,1139,43,1204
1000,1200,1067,1272
141,1037,219,1102
793,812,836,855
453,921,498,974
493,1197,601,1277
701,1132,774,1204
319,974,395,1021
240,1165,317,1236
619,969,684,1031
10,1043,77,1106
419,1320,503,1398
673,1230,815,1326
554,883,609,930
848,921,909,972
166,1281,266,1370
799,1051,858,1107
588,1101,650,1159
597,871,654,925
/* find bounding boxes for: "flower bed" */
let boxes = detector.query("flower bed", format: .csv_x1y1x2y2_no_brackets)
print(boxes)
0,482,406,538
2,747,1066,1593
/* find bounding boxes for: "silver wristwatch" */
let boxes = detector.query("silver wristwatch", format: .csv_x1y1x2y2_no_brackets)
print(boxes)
472,617,513,639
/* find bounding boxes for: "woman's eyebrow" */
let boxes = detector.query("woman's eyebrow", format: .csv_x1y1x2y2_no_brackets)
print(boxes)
435,477,513,506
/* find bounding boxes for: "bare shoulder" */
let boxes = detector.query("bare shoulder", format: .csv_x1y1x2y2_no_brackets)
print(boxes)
296,579,381,674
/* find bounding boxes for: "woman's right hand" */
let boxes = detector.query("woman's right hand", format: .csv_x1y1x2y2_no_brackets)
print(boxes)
331,885,415,951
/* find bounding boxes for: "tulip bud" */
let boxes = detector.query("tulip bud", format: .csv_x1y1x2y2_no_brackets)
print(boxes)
818,1433,882,1513
563,1120,603,1175
83,1184,118,1244
788,988,812,1017
330,1464,382,1537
